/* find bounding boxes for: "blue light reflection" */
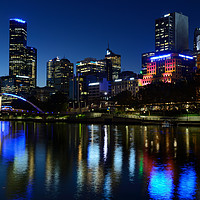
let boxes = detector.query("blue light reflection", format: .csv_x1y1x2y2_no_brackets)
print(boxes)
2,131,26,162
178,165,197,199
148,166,174,199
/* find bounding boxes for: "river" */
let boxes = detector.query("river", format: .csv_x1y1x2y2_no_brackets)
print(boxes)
0,121,199,199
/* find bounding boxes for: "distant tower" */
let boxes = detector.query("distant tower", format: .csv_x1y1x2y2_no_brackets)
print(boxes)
105,46,121,80
9,18,37,88
194,28,200,52
155,12,189,53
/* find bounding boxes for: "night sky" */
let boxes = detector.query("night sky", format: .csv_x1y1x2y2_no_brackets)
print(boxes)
0,0,200,86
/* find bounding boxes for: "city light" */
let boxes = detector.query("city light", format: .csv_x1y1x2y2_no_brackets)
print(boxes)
179,54,194,60
150,54,171,60
164,14,170,17
107,50,111,55
10,18,26,23
16,75,30,79
3,93,27,102
114,79,122,82
88,82,100,86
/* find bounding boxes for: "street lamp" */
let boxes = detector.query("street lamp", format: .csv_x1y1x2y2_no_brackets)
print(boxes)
186,104,189,122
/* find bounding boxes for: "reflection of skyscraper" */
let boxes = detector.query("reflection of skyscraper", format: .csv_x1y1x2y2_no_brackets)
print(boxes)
9,18,37,88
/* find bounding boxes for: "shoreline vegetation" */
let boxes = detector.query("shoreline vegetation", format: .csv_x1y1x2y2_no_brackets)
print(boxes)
1,112,200,126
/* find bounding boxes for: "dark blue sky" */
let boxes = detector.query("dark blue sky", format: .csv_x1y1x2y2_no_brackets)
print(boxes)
0,0,200,86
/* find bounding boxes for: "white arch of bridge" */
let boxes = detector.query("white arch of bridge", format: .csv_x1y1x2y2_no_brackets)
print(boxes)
0,93,44,113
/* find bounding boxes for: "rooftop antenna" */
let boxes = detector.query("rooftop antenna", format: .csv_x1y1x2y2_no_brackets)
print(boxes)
108,41,110,50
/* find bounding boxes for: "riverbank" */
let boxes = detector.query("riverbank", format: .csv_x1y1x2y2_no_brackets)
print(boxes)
0,112,200,126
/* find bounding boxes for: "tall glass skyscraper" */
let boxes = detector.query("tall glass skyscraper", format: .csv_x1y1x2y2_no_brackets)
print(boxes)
9,18,37,88
155,12,189,53
47,57,74,96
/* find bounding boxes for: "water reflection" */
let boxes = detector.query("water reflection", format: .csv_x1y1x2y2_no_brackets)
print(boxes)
148,165,174,199
0,122,200,199
178,165,197,199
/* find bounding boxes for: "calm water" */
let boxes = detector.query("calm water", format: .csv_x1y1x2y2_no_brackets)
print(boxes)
0,121,200,199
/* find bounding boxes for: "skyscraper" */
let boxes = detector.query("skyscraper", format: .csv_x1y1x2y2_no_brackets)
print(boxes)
76,58,106,76
47,57,74,96
26,47,37,87
155,12,189,53
9,18,37,88
194,28,200,52
105,47,121,80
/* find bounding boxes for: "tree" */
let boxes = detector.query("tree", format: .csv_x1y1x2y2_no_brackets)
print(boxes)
114,90,133,110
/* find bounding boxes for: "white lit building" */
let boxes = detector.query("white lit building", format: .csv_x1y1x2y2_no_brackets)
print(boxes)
111,78,139,97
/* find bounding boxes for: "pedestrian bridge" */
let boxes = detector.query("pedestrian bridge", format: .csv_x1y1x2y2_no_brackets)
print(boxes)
0,93,44,113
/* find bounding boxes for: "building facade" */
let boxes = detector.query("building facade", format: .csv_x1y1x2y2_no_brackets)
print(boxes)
88,78,110,104
112,78,139,97
47,57,74,96
9,18,37,88
155,12,189,53
139,53,195,86
142,52,155,74
0,75,32,101
76,58,106,76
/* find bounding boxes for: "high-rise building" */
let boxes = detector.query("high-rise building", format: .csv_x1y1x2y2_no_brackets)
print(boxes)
155,12,189,53
76,58,106,76
47,57,74,96
26,47,37,87
194,28,200,52
9,18,37,88
105,47,121,80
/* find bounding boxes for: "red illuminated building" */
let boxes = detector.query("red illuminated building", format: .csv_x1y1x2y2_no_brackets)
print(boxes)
139,53,195,86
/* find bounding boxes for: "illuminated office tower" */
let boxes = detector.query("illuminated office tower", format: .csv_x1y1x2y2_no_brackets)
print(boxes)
9,18,37,88
76,58,106,76
155,12,188,53
26,47,37,87
47,57,74,96
105,47,121,80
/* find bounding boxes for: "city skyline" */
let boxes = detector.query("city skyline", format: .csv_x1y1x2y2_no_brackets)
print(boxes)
0,0,200,86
